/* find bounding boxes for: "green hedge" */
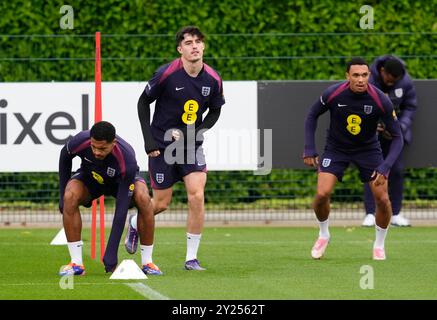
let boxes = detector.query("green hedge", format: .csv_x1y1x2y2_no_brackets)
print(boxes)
0,0,436,81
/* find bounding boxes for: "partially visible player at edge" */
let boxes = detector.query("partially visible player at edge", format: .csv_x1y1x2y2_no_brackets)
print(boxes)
303,57,403,260
125,26,225,270
58,121,160,276
362,55,418,227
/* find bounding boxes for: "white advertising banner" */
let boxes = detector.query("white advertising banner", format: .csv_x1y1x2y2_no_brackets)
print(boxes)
0,81,257,172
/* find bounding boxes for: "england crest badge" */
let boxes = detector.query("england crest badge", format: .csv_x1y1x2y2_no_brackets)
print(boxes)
394,88,403,98
107,167,116,177
201,86,210,96
156,173,164,184
322,158,331,168
364,105,373,114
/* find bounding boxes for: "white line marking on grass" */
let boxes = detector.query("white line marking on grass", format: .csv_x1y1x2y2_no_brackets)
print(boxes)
2,282,170,301
0,282,122,286
125,283,170,300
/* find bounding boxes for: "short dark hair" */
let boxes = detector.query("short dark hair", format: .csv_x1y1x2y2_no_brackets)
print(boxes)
175,26,205,46
346,57,369,72
90,121,116,142
383,58,405,78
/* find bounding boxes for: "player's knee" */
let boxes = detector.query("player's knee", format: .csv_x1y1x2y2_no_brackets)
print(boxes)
187,190,204,205
135,190,152,208
153,200,169,214
375,194,391,208
63,190,81,210
315,191,330,204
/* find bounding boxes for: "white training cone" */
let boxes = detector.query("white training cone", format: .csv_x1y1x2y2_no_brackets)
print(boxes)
110,259,148,280
50,228,68,245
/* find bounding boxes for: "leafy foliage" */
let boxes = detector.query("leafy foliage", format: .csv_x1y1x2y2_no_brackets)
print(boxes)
0,0,436,81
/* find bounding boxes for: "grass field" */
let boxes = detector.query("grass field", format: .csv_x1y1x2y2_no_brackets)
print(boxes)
1,226,437,300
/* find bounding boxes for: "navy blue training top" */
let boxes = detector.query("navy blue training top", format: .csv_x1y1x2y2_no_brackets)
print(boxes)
58,130,139,270
143,58,225,149
304,81,403,176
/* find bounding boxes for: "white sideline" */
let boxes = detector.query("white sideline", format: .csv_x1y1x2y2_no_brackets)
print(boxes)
125,282,170,300
1,282,171,300
0,282,120,286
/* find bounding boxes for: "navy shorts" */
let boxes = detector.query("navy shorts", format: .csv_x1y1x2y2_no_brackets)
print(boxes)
70,169,145,208
319,148,384,182
149,147,207,189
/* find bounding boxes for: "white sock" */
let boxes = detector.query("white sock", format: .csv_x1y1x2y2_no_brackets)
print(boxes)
130,214,138,230
374,224,388,249
67,240,83,265
318,218,330,239
140,244,154,265
186,233,201,261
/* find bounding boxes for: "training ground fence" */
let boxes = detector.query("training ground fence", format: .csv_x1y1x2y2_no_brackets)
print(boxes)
1,32,437,225
1,169,437,225
1,32,437,82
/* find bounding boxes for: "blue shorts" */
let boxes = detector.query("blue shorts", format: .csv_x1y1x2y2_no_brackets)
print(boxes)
70,169,145,208
319,148,384,182
149,147,207,189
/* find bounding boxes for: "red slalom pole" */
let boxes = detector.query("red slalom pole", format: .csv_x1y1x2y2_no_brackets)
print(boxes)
99,196,105,262
91,201,97,259
95,31,102,121
93,31,105,262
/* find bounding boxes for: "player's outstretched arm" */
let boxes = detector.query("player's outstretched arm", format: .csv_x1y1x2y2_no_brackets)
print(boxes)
376,108,404,177
303,97,328,162
102,168,136,272
137,90,159,154
196,107,221,132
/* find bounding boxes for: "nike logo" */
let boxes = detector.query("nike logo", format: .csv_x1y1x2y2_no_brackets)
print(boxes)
84,157,93,163
175,87,184,91
337,103,347,107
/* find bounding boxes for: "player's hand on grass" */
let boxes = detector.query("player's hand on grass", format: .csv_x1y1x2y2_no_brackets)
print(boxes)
303,156,319,169
371,171,387,187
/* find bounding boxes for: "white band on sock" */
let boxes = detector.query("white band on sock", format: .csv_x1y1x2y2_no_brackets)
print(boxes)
67,240,83,265
374,224,388,249
140,244,154,265
186,233,201,262
317,218,330,239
